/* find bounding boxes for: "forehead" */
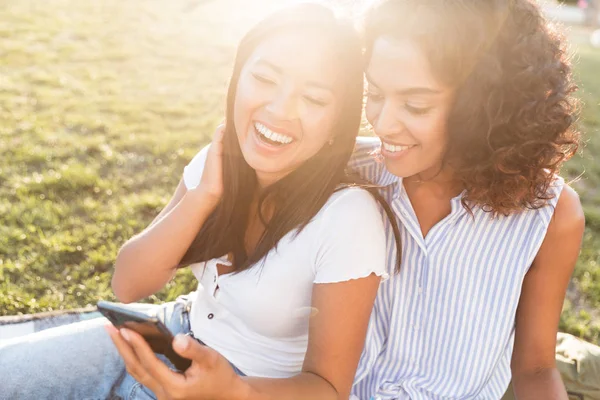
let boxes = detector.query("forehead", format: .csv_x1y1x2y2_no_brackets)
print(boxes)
367,36,443,91
246,31,340,86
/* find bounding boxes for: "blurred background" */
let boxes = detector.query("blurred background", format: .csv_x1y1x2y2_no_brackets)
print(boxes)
0,0,599,344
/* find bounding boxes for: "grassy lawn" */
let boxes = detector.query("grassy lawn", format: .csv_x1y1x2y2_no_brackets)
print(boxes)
1,0,600,344
559,33,600,343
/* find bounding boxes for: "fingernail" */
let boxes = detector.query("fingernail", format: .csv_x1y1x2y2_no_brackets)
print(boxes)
120,328,130,341
174,334,189,350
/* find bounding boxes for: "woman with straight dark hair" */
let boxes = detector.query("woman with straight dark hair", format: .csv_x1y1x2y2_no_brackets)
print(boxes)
0,4,400,399
348,0,584,399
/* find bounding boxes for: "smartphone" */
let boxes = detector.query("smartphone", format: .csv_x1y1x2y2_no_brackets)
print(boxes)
97,300,192,371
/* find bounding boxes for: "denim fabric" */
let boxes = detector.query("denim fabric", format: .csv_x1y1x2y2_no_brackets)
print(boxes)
0,297,244,400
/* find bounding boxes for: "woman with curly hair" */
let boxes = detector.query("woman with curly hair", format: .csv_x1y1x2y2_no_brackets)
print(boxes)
349,0,585,399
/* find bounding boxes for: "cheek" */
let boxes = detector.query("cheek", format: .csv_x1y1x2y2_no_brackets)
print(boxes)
233,81,260,136
415,114,449,153
300,107,337,145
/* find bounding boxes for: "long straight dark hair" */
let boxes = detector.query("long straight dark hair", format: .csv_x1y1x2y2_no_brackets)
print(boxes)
178,4,401,273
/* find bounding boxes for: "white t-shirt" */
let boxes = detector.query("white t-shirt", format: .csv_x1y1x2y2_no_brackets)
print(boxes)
183,146,387,378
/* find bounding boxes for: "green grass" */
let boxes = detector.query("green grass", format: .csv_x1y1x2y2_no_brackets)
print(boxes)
1,0,600,344
558,34,600,343
0,0,275,313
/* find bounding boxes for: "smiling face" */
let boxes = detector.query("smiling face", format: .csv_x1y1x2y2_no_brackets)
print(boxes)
233,30,343,187
365,36,455,181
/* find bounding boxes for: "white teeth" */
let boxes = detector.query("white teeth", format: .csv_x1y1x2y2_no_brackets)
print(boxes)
254,122,293,145
383,142,412,153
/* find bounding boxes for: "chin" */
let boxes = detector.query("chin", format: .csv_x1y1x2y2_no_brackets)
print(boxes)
244,154,280,171
384,160,413,178
245,158,291,179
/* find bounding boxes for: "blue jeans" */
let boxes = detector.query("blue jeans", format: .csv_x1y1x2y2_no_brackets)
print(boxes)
0,297,243,399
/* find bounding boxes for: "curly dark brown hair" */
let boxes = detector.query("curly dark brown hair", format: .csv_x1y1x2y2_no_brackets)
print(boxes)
365,0,580,215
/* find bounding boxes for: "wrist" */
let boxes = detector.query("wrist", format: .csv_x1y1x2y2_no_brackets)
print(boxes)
184,186,221,211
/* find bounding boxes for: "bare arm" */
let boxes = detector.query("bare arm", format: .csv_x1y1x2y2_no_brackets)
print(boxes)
111,182,218,303
511,185,585,400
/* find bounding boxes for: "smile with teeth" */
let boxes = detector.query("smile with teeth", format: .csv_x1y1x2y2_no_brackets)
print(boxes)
382,142,416,153
254,122,294,145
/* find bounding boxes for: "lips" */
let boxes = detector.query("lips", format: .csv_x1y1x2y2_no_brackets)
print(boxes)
379,139,418,159
382,141,416,153
249,120,299,155
254,121,295,145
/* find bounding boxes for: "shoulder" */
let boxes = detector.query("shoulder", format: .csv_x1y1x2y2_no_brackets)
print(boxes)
320,187,381,218
531,183,584,271
548,184,585,237
183,144,210,190
313,187,385,238
310,187,387,280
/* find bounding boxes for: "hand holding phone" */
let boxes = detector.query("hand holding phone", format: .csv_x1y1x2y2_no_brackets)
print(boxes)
97,300,192,371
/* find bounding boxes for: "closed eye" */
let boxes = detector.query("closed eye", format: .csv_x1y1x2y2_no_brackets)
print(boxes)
405,103,432,115
304,96,328,107
252,73,276,85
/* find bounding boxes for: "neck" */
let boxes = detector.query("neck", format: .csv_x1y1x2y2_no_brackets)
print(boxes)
403,165,463,199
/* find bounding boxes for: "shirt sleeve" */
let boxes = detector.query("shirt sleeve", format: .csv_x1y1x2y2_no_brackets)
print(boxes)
183,145,210,190
347,136,384,184
313,187,388,284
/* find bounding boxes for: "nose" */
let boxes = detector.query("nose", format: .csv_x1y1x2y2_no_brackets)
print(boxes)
372,101,404,138
265,86,299,121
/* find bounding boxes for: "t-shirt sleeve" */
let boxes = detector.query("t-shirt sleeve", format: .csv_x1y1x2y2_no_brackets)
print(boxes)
313,188,388,284
183,145,210,190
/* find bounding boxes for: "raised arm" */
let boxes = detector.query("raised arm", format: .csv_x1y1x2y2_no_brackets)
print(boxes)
112,127,224,303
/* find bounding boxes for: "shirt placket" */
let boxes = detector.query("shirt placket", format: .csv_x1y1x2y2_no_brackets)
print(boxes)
392,195,428,369
200,262,226,321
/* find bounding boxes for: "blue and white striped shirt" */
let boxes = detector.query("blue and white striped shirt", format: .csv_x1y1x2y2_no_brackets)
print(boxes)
349,137,564,400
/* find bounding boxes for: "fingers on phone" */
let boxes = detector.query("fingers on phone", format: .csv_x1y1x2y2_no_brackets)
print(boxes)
125,330,174,378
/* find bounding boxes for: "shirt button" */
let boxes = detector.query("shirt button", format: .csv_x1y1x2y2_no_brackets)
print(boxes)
207,313,214,320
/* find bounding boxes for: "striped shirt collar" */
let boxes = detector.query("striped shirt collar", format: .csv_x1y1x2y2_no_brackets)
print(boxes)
376,164,468,216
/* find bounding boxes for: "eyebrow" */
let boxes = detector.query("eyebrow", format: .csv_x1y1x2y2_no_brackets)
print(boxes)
255,58,334,93
366,73,441,96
